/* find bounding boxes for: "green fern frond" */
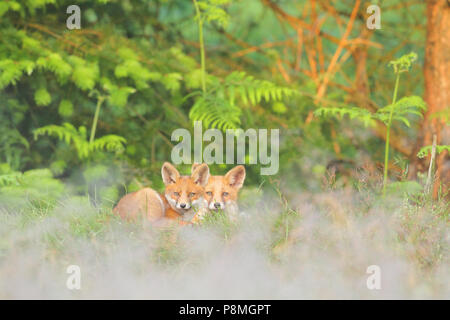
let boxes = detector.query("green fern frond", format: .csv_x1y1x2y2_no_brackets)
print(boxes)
314,106,375,127
101,79,136,108
0,59,34,89
196,0,231,28
114,51,154,89
222,71,296,106
36,53,72,83
34,123,126,159
188,71,295,130
90,135,126,154
189,94,241,130
389,52,417,74
375,96,426,127
417,145,450,158
315,95,426,128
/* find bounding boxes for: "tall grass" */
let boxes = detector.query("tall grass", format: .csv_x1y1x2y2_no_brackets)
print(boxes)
0,178,447,299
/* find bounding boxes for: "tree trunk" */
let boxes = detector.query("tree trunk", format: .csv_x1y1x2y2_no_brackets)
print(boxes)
410,0,450,198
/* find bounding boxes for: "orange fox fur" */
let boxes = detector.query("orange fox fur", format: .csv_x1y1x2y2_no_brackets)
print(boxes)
113,162,209,225
191,164,246,223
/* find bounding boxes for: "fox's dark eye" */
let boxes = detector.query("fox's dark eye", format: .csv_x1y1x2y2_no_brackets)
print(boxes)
223,192,229,197
173,192,180,196
189,192,196,197
206,191,213,196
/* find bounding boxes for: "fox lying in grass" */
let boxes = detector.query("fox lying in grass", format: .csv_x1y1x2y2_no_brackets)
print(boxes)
191,164,246,223
113,162,210,225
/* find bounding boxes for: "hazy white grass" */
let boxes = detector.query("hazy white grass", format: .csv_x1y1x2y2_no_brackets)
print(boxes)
0,188,448,299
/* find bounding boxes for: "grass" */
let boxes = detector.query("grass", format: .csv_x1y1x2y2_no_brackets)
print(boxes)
0,177,448,299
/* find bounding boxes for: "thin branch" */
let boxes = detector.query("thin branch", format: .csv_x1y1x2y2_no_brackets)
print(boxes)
260,0,381,50
315,0,361,101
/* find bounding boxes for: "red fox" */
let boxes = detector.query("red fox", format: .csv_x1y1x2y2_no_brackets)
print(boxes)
113,162,210,225
191,164,246,223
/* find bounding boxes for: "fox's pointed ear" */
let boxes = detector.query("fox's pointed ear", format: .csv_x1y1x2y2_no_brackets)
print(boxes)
161,162,180,185
191,163,201,174
225,165,246,189
191,163,210,187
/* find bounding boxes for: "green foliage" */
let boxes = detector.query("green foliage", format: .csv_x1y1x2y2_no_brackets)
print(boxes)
0,0,438,196
189,0,294,131
0,167,64,210
314,106,375,127
417,145,450,159
0,2,449,297
34,87,51,106
0,59,35,89
1,3,197,175
315,95,426,128
0,0,56,17
272,102,287,114
195,0,231,28
0,166,22,187
386,181,423,198
389,52,418,74
381,53,422,194
375,96,426,127
71,60,99,91
189,71,296,130
114,48,153,90
36,53,72,83
34,123,126,159
58,99,74,117
0,127,29,169
315,52,425,194
189,92,241,130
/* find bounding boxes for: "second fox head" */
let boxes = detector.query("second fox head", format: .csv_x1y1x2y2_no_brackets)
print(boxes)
192,164,246,212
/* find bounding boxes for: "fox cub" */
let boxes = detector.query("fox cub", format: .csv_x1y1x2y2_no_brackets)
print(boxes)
113,162,210,224
191,164,246,223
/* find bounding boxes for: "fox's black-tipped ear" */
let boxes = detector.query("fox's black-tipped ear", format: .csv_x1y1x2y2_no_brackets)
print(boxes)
191,163,202,174
191,163,210,187
225,165,246,189
161,162,180,185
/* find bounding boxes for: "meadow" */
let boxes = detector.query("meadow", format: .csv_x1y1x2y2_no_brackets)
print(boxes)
0,0,449,299
0,167,447,299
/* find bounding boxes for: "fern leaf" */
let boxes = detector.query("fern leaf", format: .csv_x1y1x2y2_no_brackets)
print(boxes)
417,145,450,158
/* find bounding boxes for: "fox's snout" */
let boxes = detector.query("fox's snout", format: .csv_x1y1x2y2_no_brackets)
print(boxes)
174,199,191,210
210,200,224,210
171,195,193,211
